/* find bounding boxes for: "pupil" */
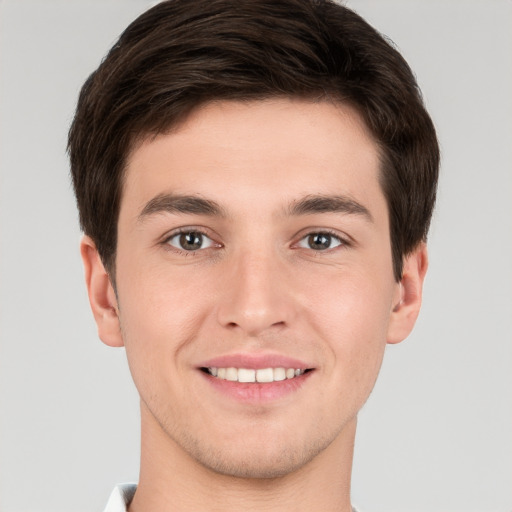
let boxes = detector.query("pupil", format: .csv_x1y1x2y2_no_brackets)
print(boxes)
180,232,202,250
308,233,331,250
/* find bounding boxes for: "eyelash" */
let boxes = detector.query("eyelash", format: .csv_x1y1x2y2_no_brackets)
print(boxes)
161,228,351,255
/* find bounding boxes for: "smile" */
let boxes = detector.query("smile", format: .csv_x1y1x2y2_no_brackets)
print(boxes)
203,367,308,383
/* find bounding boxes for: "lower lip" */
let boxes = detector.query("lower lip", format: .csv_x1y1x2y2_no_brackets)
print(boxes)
200,370,313,403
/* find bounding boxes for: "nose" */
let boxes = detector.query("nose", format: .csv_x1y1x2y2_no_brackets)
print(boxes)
216,249,296,337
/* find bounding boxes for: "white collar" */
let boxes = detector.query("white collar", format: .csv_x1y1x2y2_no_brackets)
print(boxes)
103,483,137,512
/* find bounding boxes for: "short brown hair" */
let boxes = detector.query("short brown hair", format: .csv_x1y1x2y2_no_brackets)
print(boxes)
68,0,439,280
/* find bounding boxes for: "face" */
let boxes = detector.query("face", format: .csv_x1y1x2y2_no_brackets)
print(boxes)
83,99,425,478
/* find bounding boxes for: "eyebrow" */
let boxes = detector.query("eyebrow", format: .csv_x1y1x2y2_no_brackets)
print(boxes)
138,192,373,223
287,194,373,222
138,193,226,221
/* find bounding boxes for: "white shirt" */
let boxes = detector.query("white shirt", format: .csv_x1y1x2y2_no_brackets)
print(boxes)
103,483,360,511
103,484,136,512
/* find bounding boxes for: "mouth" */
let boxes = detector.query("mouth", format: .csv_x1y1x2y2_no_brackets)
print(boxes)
200,366,312,383
197,354,315,402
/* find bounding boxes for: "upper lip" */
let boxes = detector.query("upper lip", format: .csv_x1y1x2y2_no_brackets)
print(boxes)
198,353,314,370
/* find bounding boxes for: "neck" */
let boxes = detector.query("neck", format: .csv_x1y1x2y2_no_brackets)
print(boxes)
129,402,355,512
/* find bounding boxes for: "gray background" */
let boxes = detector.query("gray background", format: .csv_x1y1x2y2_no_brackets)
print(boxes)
0,1,511,511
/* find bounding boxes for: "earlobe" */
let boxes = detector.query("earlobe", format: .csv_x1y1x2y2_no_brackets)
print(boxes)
80,236,124,347
387,243,428,344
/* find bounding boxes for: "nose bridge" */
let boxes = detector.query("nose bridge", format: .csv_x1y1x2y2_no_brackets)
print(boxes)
217,245,293,335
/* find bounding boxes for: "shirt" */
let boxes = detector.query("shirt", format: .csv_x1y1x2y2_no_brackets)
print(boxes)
103,484,136,512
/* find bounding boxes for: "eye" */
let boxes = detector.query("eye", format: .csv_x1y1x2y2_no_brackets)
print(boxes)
166,230,216,251
297,232,344,251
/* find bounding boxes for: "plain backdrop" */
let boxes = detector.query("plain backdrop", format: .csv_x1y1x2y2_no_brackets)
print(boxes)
0,1,511,511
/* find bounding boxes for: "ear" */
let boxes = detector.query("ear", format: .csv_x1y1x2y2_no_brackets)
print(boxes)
387,243,428,344
80,236,124,347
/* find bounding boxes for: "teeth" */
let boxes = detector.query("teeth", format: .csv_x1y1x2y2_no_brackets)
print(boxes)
207,366,306,383
256,367,274,383
238,368,256,383
225,367,238,381
273,367,286,381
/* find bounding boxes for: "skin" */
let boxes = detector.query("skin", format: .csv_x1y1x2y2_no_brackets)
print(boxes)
81,99,427,511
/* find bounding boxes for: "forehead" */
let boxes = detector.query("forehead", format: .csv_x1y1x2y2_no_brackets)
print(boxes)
122,98,384,218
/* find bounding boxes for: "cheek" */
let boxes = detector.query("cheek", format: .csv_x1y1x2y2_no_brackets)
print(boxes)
119,259,207,330
304,267,394,375
115,264,209,383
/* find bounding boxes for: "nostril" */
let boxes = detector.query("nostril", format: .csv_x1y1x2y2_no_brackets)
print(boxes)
216,287,295,336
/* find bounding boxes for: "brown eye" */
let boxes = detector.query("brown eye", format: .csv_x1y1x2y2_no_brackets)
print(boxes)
179,232,203,250
167,231,215,251
308,233,331,250
298,232,343,251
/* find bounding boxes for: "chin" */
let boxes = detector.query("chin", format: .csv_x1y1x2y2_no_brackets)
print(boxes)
195,450,314,479
181,429,337,480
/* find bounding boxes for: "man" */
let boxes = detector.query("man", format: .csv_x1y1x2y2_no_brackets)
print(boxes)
68,0,439,510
